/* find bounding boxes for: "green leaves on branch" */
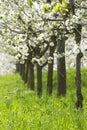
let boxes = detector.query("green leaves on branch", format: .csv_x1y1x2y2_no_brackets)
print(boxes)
43,3,51,13
43,0,68,13
27,0,32,6
52,0,68,12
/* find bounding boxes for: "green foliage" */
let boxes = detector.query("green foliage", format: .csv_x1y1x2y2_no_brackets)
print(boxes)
52,3,62,11
1,0,4,2
43,3,51,13
52,0,68,12
43,0,68,13
27,0,32,6
62,0,67,5
0,69,87,129
27,0,36,6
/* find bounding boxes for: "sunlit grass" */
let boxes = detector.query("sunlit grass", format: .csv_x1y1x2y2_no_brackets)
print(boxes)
0,68,87,130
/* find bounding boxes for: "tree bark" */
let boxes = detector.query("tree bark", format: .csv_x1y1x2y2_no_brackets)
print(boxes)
19,63,25,79
47,45,55,95
75,51,83,109
21,63,26,81
24,60,29,83
37,63,42,97
57,36,66,96
28,61,34,90
47,60,54,95
75,24,83,109
16,62,20,73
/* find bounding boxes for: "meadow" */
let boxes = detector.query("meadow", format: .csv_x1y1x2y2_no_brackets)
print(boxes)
0,68,87,130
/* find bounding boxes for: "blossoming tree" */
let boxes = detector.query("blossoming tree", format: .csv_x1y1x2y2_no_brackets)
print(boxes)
0,0,87,108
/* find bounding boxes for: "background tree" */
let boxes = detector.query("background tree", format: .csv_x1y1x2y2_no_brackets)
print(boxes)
47,35,57,95
57,35,66,96
57,0,67,96
75,25,83,109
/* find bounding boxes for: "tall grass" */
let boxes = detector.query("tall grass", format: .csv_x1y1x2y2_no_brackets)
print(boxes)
0,68,87,130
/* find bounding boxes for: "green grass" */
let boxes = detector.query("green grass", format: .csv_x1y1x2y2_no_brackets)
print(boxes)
0,68,87,130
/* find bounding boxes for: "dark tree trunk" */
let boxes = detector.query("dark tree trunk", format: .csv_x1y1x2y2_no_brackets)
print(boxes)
16,62,20,73
21,63,26,81
37,63,42,97
75,51,83,109
47,60,54,95
28,61,34,90
75,24,83,109
19,63,24,78
18,63,22,76
47,35,56,95
17,62,25,81
24,60,29,83
47,46,55,95
57,36,66,96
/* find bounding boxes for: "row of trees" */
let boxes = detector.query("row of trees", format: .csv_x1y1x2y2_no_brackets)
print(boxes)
0,0,87,108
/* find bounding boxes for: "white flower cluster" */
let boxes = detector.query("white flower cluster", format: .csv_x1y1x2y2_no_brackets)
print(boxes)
32,56,46,66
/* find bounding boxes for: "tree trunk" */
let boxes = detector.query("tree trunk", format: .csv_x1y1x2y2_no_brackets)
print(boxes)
16,62,20,73
24,60,29,83
19,63,22,76
28,61,34,90
75,24,83,109
21,63,25,81
47,61,53,95
57,36,66,96
37,63,42,97
19,63,24,78
47,46,54,95
75,51,83,109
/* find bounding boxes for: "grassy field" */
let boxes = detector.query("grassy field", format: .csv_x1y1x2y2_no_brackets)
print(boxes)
0,68,87,130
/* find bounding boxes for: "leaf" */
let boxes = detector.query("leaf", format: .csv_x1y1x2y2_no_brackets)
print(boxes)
52,3,62,11
52,1,68,12
27,0,32,6
62,0,67,6
43,3,50,12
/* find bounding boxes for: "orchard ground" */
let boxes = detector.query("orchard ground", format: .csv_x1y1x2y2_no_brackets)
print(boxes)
0,69,87,130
